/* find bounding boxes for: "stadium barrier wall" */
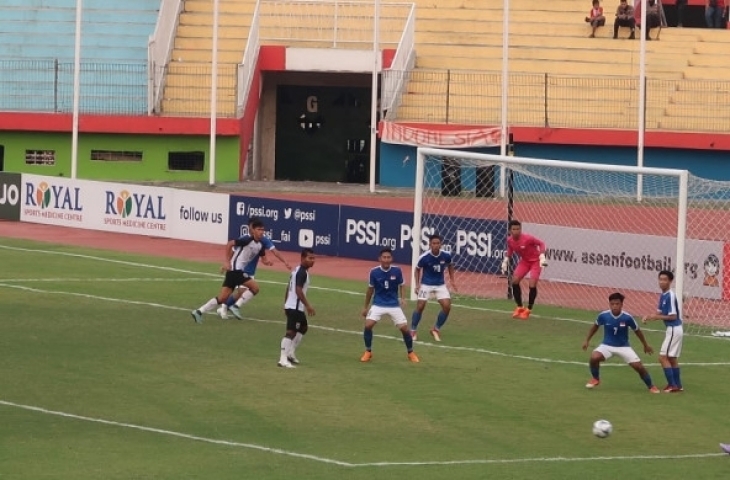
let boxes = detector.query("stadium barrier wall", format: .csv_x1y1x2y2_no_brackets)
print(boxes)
0,173,726,300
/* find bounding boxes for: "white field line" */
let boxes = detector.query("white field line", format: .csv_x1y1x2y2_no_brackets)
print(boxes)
0,399,724,468
1,244,728,343
1,282,728,368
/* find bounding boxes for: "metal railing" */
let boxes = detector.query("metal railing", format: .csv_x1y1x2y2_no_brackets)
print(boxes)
147,0,184,114
381,1,416,116
237,0,262,117
383,69,730,133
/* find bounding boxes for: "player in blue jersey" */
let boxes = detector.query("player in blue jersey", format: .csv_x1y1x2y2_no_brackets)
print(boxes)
642,270,684,393
191,219,267,324
582,292,660,393
360,248,419,363
410,234,457,342
217,217,292,320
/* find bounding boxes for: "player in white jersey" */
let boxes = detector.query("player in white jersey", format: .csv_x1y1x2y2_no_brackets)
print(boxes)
278,248,316,368
218,217,292,320
411,234,457,342
191,219,266,324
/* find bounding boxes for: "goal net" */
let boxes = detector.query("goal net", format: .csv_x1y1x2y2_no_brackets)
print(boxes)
413,148,730,337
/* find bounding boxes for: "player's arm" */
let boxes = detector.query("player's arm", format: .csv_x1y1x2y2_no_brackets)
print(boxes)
501,239,513,273
413,266,422,294
447,263,457,291
270,248,291,269
533,235,548,267
222,239,236,271
582,323,600,350
399,282,406,307
632,327,654,355
362,285,375,317
294,269,314,315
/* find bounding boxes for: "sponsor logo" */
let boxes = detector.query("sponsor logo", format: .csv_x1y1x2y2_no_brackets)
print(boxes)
298,228,314,248
0,173,22,221
284,208,292,219
103,189,167,231
22,180,83,223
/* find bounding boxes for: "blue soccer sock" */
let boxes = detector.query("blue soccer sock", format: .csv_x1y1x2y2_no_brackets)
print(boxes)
402,330,413,352
225,295,236,307
435,311,449,330
641,373,654,388
663,367,676,386
411,311,422,330
590,366,600,379
672,367,682,388
363,328,373,351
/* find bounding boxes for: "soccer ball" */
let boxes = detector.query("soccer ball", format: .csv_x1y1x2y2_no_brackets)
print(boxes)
592,419,613,438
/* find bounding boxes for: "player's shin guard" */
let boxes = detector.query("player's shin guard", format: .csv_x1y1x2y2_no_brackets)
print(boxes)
363,328,373,350
672,367,682,388
512,284,523,307
402,330,414,352
663,367,677,386
280,337,293,363
199,297,219,313
234,290,255,308
225,295,236,307
435,311,449,329
411,311,422,330
528,287,537,310
290,332,303,355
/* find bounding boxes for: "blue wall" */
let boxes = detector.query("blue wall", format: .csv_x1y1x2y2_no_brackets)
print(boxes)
0,0,160,114
379,142,730,187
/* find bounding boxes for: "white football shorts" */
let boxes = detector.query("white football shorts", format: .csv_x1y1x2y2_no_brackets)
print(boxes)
417,284,450,301
366,305,408,326
594,344,641,364
660,325,683,357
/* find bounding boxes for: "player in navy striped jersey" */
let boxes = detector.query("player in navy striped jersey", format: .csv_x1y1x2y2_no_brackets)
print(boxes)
642,270,684,393
218,217,291,320
411,234,457,342
583,292,660,393
360,248,419,363
190,219,266,324
278,248,316,368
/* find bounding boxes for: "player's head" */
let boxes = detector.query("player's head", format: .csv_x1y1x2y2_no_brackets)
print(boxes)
592,0,599,6
379,247,393,268
428,234,442,253
300,248,315,268
658,270,674,291
249,219,265,240
508,220,522,239
608,292,625,315
248,216,260,227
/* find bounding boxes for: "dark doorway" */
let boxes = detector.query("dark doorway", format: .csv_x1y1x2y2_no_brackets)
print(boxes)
275,85,372,182
0,145,4,171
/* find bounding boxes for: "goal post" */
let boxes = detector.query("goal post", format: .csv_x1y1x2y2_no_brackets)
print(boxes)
411,147,730,337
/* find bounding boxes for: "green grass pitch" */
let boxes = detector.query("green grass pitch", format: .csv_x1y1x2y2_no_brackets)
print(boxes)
0,239,728,479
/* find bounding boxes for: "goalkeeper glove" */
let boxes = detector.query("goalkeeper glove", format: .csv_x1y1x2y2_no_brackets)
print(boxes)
539,253,548,267
501,257,510,274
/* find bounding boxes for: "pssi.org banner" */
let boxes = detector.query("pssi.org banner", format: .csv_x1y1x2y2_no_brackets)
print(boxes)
228,195,509,270
527,223,725,300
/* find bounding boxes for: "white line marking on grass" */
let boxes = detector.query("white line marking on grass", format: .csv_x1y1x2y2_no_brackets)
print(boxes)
2,282,728,368
0,400,352,467
0,277,211,283
1,244,726,341
0,399,724,468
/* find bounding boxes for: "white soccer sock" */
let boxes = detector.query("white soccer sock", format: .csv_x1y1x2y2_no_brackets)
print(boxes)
198,298,219,313
280,337,293,363
289,332,303,356
234,290,255,308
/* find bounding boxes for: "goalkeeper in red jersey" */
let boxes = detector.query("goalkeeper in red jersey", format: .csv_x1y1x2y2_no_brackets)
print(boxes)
500,220,547,320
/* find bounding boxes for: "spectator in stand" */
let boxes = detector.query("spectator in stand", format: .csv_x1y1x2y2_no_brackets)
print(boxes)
614,0,636,39
586,0,607,37
676,0,687,27
644,0,662,40
706,0,726,28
